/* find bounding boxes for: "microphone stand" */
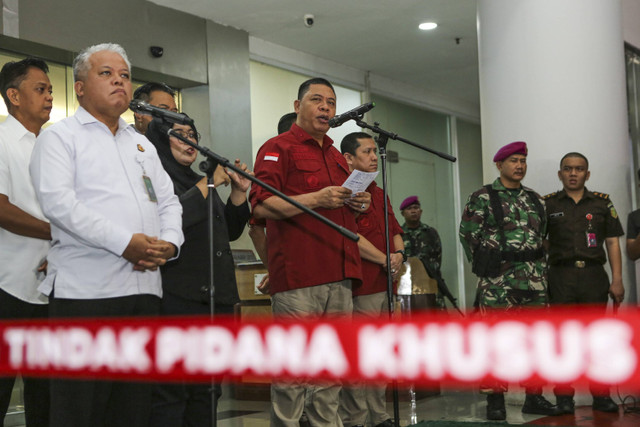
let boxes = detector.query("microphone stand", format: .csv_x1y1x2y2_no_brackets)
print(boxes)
353,117,456,427
197,155,221,427
163,124,360,427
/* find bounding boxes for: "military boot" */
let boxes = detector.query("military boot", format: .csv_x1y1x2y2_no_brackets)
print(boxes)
486,393,506,420
556,395,575,415
522,394,563,416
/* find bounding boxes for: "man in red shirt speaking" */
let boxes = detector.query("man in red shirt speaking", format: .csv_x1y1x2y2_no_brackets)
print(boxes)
250,78,370,426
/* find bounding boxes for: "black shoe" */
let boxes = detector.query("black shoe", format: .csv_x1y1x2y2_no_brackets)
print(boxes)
486,393,506,421
522,394,563,416
375,420,394,427
299,412,311,427
592,396,619,413
556,395,575,415
298,411,311,427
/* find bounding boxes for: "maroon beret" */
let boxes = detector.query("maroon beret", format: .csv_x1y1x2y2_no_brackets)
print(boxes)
400,195,420,211
493,141,528,162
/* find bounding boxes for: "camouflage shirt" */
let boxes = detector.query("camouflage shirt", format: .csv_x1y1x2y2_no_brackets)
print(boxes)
401,222,442,274
459,178,548,309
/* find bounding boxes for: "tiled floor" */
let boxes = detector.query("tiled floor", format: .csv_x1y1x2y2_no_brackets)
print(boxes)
7,386,640,426
216,386,640,426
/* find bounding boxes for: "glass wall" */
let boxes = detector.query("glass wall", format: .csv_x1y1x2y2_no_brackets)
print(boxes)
369,94,460,305
0,51,69,125
626,45,640,210
0,50,180,126
625,44,640,303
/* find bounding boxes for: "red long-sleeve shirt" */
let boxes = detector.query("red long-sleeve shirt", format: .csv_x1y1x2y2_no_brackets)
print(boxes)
354,182,403,296
249,124,362,294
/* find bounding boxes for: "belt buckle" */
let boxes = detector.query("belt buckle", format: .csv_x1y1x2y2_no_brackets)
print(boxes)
574,260,586,268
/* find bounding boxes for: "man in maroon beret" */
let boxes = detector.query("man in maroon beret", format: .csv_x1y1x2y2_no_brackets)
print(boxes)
399,196,443,306
492,140,528,163
459,141,560,420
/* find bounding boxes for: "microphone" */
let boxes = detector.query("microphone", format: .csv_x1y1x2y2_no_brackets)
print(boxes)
129,100,194,126
328,102,375,128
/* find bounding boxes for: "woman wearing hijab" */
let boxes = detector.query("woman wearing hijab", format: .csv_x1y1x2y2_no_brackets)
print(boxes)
145,116,251,426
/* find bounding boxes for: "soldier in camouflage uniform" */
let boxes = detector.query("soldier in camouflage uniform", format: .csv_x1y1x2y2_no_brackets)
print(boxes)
459,141,561,421
399,196,444,307
400,196,441,272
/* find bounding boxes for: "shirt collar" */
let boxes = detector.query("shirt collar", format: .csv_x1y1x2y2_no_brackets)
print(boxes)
491,177,530,193
3,114,35,140
75,106,131,136
403,221,424,230
289,123,334,150
557,188,593,200
492,177,511,191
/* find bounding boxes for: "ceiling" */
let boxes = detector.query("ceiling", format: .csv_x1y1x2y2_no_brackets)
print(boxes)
150,0,480,109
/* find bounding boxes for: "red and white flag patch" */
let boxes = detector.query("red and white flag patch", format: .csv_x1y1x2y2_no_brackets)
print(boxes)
264,152,280,162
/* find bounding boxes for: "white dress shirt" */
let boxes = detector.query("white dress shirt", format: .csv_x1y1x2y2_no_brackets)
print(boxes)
30,107,184,299
0,115,49,304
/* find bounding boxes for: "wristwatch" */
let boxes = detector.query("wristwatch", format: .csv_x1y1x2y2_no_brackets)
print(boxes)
395,249,407,263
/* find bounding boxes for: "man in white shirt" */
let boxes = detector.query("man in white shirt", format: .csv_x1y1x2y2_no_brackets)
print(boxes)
30,43,184,427
0,56,52,427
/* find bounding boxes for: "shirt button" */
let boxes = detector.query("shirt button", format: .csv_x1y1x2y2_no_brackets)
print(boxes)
216,251,222,257
200,286,208,292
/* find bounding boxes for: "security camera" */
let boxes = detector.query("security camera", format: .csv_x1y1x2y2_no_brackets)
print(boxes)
149,46,164,58
304,14,315,28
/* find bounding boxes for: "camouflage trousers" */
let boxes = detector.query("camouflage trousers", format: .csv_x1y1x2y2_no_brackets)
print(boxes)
476,286,549,394
475,286,548,314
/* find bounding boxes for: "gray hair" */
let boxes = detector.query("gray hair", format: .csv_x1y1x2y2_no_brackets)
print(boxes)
72,43,131,82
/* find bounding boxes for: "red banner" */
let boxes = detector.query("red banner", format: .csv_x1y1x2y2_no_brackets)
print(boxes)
0,307,638,389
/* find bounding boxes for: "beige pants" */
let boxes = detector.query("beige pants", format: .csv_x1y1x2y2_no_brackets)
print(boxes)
339,292,390,427
270,280,353,427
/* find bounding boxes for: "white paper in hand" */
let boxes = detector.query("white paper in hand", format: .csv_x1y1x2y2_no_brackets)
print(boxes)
342,170,378,195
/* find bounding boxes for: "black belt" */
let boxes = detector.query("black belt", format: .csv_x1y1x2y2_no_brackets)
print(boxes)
553,259,602,268
501,248,545,263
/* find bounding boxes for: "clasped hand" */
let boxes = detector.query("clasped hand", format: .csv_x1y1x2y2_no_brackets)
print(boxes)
122,233,176,272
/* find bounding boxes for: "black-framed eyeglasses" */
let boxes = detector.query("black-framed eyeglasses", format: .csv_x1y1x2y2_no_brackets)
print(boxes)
172,130,200,142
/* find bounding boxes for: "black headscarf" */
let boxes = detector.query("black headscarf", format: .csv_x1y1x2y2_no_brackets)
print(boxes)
146,117,202,192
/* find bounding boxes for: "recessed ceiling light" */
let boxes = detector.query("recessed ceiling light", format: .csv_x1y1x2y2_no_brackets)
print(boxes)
419,22,438,31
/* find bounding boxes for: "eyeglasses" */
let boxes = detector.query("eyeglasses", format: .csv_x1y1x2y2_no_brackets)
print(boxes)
172,130,200,142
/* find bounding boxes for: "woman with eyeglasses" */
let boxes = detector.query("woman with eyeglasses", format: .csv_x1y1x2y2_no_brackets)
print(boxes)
145,116,251,426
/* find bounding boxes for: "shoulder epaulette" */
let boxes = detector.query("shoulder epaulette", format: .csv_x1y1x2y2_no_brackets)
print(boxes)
543,192,558,200
593,192,610,200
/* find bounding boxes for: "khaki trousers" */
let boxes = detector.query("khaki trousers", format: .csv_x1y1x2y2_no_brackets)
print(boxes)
339,292,390,426
270,280,353,427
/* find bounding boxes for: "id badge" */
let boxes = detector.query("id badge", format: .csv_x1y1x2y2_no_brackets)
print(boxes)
586,232,597,248
142,175,158,202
